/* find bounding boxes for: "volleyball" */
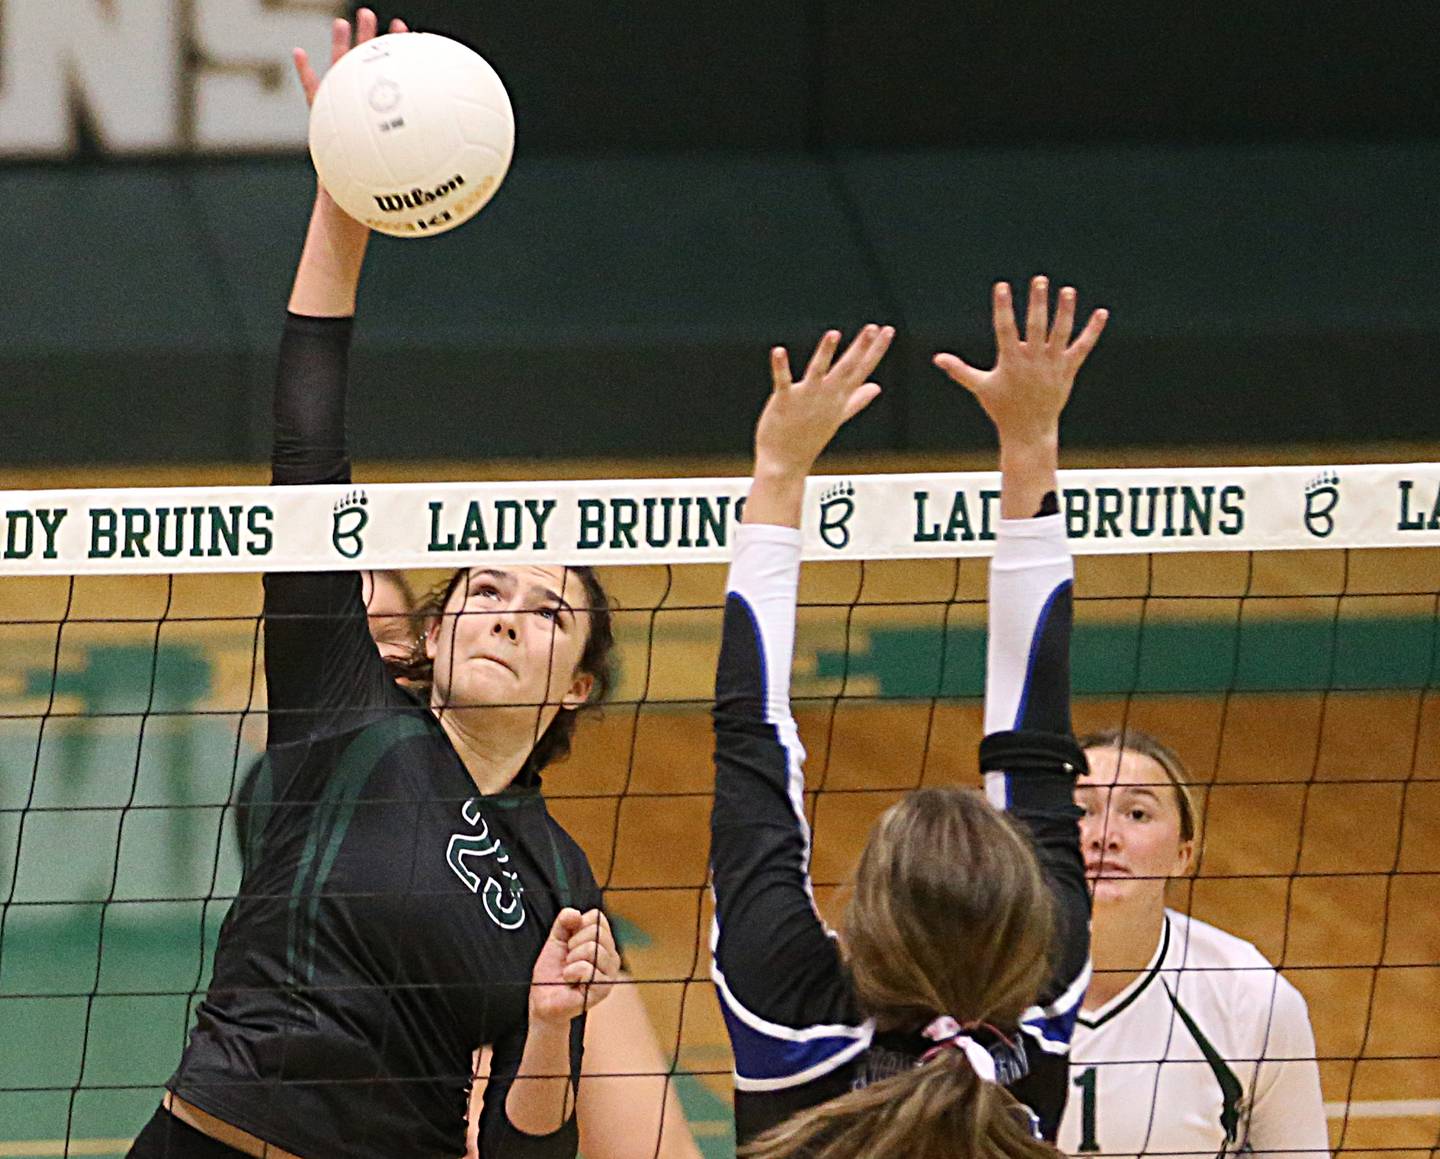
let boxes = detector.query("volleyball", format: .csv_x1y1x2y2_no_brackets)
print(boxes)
308,32,514,238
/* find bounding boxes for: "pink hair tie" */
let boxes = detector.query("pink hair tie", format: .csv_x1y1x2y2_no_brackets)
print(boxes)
920,1016,999,1083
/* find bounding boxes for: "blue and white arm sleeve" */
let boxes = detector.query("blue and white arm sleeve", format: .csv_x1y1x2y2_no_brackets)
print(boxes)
984,513,1077,779
981,514,1091,1061
709,524,872,1092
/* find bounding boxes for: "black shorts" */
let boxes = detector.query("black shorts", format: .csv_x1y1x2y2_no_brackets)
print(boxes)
127,1107,249,1158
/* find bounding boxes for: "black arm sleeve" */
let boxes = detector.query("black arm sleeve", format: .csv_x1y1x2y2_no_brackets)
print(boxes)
980,727,1090,1017
271,313,354,488
263,313,393,748
981,735,1088,1141
479,1017,584,1159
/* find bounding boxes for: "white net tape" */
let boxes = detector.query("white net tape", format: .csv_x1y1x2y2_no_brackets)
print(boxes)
1,463,1436,575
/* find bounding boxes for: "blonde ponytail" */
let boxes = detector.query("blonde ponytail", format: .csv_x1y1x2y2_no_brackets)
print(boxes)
740,786,1063,1158
742,1049,1056,1159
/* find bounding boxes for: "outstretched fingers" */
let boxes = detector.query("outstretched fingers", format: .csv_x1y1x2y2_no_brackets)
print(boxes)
301,13,406,104
932,351,985,395
803,330,842,383
1065,307,1110,371
841,382,883,422
1025,276,1049,343
293,48,320,103
932,280,1107,437
832,324,893,385
824,326,891,421
1049,285,1077,350
780,325,892,397
752,324,891,484
992,281,1019,351
330,15,352,65
354,7,379,45
770,346,794,392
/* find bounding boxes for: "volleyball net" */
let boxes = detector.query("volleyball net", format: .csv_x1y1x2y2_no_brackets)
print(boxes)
0,463,1437,1157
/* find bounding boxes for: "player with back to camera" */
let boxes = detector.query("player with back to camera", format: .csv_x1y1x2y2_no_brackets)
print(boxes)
1060,729,1330,1157
709,277,1107,1156
129,12,624,1159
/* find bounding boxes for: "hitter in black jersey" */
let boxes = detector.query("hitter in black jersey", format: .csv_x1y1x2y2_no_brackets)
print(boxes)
128,13,620,1159
709,279,1107,1156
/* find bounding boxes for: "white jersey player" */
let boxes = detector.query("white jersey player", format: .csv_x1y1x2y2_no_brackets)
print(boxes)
1060,731,1330,1158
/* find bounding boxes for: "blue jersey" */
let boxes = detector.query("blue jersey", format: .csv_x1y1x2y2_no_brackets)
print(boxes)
708,516,1090,1144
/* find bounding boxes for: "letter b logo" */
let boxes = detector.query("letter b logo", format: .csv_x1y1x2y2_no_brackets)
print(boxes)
819,482,856,550
1303,471,1340,539
332,491,369,559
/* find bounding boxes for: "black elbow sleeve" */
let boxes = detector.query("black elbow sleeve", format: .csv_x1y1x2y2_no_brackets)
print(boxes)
980,729,1088,780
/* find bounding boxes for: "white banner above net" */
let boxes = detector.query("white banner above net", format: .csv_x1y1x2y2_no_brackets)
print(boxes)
0,463,1436,575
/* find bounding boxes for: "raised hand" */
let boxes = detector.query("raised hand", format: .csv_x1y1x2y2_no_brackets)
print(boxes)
528,908,621,1026
933,277,1106,449
293,8,410,107
755,325,894,479
288,9,409,312
742,324,892,529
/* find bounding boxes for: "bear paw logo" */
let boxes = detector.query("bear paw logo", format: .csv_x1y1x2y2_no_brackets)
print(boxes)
332,490,370,559
819,481,856,550
1303,471,1340,539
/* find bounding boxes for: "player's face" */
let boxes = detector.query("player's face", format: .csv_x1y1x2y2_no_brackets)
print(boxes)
1076,746,1194,909
425,566,593,726
363,571,416,662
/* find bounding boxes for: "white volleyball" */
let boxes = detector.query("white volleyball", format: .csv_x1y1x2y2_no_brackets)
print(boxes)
309,32,514,238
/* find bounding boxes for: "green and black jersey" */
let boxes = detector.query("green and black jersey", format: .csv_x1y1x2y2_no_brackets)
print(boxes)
166,314,599,1159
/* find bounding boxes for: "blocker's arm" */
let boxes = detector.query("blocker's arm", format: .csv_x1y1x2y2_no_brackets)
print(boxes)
937,276,1106,1139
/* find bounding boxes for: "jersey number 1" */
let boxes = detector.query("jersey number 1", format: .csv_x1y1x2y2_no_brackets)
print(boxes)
1072,1066,1100,1153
